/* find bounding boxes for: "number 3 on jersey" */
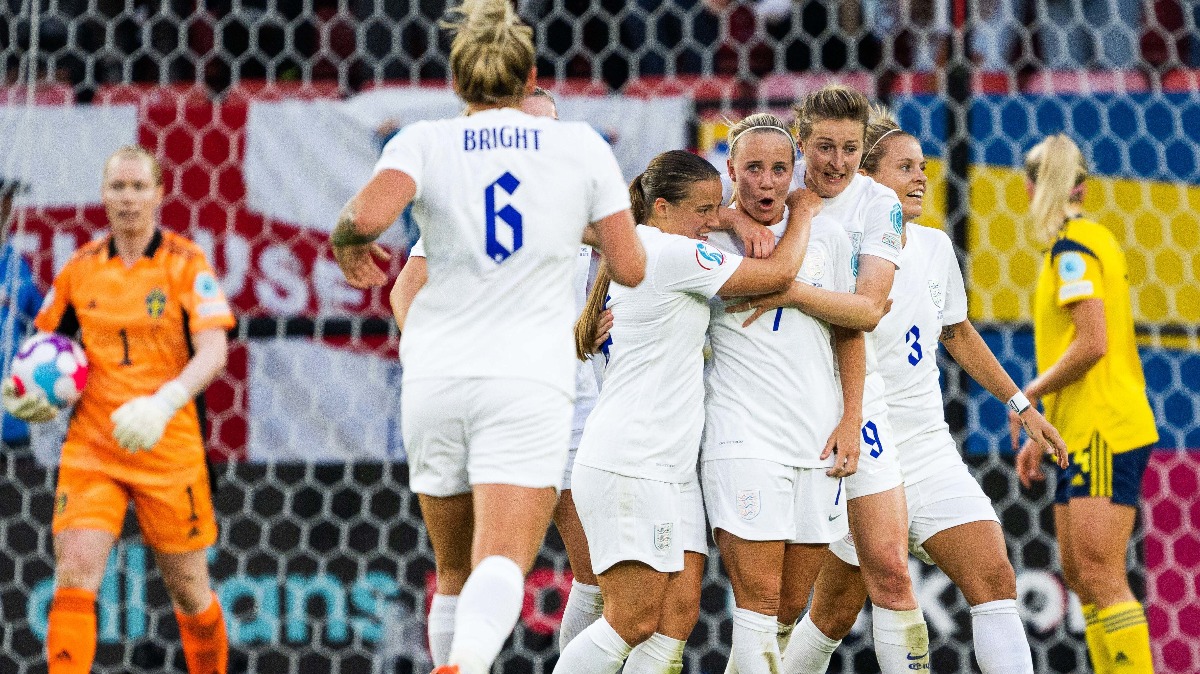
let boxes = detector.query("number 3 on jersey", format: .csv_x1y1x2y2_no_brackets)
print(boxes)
905,325,922,365
485,171,523,263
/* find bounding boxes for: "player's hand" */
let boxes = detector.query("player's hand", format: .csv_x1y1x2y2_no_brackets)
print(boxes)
1,377,58,423
1015,438,1049,489
333,242,391,289
590,309,613,354
822,415,860,478
110,381,190,453
703,209,776,259
1019,406,1069,469
724,289,791,328
785,186,823,216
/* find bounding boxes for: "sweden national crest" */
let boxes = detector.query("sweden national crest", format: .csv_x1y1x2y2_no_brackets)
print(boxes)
146,288,167,318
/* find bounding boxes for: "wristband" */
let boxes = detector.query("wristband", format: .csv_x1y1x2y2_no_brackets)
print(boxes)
1007,391,1031,415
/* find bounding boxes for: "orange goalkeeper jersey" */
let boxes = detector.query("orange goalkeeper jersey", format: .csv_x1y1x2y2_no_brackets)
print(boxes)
35,230,235,477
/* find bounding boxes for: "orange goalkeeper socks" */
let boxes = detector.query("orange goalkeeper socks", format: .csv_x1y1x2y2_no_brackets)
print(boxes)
46,587,97,674
176,592,228,674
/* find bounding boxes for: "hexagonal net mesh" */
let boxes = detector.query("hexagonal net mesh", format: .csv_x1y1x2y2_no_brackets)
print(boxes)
2,1,1199,673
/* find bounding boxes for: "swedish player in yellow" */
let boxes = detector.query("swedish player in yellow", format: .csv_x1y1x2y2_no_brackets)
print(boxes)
1012,134,1158,673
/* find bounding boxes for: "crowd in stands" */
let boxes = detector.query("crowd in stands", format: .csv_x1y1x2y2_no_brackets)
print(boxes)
3,0,1200,100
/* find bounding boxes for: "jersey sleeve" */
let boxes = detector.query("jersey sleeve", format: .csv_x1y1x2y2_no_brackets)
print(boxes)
1051,239,1105,307
939,234,968,325
179,253,236,333
409,237,426,258
374,122,429,200
582,127,633,223
859,190,904,267
655,237,743,299
33,263,76,335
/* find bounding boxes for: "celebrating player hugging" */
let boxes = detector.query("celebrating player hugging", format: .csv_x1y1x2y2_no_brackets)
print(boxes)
330,1,646,673
557,149,819,673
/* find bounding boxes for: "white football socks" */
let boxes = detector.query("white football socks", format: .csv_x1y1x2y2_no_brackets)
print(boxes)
559,580,604,651
427,593,458,666
782,613,840,673
971,599,1034,674
730,608,782,674
871,605,929,674
554,616,632,674
446,556,525,674
624,632,686,674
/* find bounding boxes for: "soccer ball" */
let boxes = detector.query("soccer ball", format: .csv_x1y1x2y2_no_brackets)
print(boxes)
10,333,88,407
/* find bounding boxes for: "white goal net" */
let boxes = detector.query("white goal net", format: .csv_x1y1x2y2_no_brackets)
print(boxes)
2,1,1198,673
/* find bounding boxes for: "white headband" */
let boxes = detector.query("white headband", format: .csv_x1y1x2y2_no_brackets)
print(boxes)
729,125,798,154
864,128,901,162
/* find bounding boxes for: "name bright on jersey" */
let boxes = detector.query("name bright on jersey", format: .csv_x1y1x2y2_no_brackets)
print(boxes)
463,126,543,152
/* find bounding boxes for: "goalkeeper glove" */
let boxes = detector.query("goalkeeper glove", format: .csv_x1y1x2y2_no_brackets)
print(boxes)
1,376,58,423
110,380,190,452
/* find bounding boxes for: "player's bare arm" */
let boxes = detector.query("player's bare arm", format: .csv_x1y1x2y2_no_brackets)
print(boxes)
824,325,864,477
389,254,428,332
584,209,645,287
331,169,412,288
939,318,1068,467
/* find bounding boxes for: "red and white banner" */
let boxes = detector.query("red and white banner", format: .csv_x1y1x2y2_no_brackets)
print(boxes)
2,87,690,460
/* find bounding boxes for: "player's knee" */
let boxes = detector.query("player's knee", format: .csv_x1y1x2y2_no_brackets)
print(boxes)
607,602,662,646
777,592,808,628
810,600,857,641
55,552,107,592
664,591,702,635
963,557,1017,604
161,567,211,614
862,555,913,609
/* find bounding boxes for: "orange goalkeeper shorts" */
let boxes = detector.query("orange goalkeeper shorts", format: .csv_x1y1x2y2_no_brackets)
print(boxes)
52,461,218,554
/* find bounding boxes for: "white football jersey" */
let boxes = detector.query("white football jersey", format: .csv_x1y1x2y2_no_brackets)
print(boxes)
407,238,601,432
571,246,601,433
575,225,742,483
378,108,630,395
703,213,855,467
875,224,968,481
800,163,904,420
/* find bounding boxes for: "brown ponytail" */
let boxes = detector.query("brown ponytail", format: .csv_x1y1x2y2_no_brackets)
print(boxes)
629,173,649,224
574,263,612,361
1024,134,1088,244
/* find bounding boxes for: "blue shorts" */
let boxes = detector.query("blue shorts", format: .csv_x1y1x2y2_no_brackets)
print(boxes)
1055,438,1151,507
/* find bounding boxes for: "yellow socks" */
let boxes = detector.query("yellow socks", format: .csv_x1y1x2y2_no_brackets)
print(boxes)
1097,601,1153,673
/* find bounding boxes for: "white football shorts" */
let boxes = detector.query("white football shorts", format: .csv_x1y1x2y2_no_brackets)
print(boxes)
843,410,904,500
830,452,998,566
401,377,573,497
571,465,707,574
701,458,848,544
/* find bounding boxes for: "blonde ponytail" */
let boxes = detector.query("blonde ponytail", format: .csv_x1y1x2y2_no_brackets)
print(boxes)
441,0,534,107
1024,134,1088,244
574,263,612,361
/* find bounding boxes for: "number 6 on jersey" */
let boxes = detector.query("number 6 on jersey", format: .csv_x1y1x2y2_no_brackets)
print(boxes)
486,171,523,262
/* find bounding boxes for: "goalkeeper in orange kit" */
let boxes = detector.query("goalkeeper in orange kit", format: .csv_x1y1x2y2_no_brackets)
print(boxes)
3,146,235,674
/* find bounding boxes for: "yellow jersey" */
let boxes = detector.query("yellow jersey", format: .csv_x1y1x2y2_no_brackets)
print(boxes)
1033,217,1158,455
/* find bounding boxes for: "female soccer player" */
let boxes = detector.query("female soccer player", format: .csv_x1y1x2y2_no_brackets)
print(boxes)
556,149,820,674
702,113,862,674
726,85,928,673
384,86,605,663
1012,134,1158,674
1,145,235,674
763,106,1068,674
331,2,646,673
